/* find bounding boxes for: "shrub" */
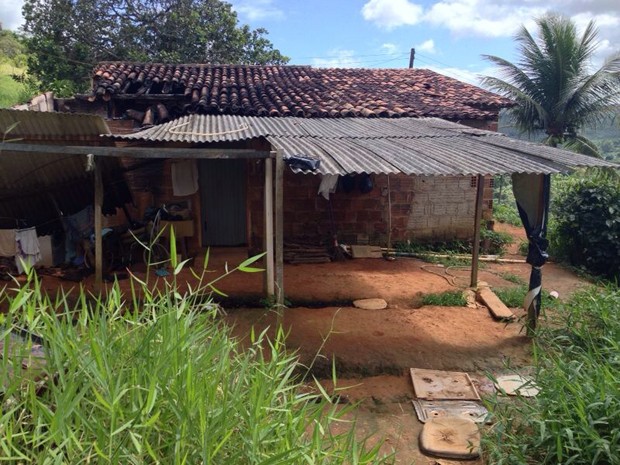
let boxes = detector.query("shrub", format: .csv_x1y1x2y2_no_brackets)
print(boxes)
550,175,620,280
480,229,514,255
482,285,620,464
0,263,392,464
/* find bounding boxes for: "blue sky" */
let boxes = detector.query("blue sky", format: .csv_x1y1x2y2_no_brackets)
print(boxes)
1,0,618,85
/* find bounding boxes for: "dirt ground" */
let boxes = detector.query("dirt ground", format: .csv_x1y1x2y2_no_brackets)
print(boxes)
23,222,590,464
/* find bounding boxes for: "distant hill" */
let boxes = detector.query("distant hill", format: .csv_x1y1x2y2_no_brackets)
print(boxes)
498,110,620,162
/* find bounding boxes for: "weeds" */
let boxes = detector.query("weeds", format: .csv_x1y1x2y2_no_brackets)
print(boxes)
498,273,526,285
482,285,620,464
494,285,558,310
421,290,468,307
0,255,393,464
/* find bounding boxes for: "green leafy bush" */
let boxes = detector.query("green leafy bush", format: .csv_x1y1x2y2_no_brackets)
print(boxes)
483,285,620,464
550,175,620,279
0,264,391,464
480,229,514,255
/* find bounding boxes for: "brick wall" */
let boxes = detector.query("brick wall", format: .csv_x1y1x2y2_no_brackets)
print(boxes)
247,163,494,246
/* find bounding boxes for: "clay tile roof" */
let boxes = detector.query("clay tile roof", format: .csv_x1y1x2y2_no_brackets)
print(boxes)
90,62,512,120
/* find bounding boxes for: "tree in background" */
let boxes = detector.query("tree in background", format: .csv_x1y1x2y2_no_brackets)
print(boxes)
21,0,289,96
482,14,620,156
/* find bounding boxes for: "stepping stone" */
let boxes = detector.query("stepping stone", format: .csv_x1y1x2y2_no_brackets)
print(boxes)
419,416,481,460
495,374,539,397
353,298,387,310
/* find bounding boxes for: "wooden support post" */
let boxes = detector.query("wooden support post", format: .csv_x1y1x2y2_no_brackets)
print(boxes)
274,149,284,306
264,156,275,296
94,156,103,292
470,174,485,288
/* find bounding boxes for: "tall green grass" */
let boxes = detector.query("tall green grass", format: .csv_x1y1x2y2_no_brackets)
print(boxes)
483,285,620,464
0,256,392,464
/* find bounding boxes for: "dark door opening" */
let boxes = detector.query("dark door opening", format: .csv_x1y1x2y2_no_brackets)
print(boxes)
199,159,247,246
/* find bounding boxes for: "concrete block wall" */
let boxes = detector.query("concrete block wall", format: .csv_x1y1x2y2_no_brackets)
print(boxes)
247,165,494,247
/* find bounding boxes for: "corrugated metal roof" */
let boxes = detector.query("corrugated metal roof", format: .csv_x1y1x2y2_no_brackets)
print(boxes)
0,110,129,233
108,114,619,176
0,109,110,140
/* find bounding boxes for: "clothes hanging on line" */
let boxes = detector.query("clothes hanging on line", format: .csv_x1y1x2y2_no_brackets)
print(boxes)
15,227,41,274
0,229,16,258
171,160,199,196
317,174,339,200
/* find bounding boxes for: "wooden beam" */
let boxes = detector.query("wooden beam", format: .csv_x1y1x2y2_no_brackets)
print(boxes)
274,149,284,306
264,157,275,297
470,174,485,288
94,156,103,291
0,142,270,159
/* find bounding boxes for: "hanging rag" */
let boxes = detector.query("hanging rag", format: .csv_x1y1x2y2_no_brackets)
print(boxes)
172,160,199,196
15,227,41,274
317,174,339,200
0,229,16,257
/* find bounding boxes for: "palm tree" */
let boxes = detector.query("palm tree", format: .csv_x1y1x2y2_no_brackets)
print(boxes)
481,14,620,156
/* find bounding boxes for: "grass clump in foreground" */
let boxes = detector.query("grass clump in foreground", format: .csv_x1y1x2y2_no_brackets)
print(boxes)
421,290,468,307
0,259,392,464
483,285,620,464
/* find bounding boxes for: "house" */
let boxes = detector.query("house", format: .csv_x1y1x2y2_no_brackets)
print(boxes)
2,63,615,310
58,63,517,253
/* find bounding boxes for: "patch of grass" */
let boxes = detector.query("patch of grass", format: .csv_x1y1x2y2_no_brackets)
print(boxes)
494,285,558,310
421,290,468,307
483,285,620,464
0,260,392,464
0,74,26,108
498,272,526,285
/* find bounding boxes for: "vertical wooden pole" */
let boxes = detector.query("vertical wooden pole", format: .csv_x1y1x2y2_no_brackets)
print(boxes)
264,156,275,296
274,149,284,306
470,174,485,288
94,156,103,292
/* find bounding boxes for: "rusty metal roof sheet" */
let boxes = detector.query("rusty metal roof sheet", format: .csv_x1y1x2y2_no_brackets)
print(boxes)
108,114,619,176
0,108,110,140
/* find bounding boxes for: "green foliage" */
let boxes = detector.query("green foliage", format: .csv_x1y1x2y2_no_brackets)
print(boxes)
22,0,289,92
498,272,526,285
550,174,620,279
0,31,37,107
0,265,391,463
492,202,522,226
480,229,514,255
482,14,620,155
483,285,620,464
494,285,558,309
421,290,467,307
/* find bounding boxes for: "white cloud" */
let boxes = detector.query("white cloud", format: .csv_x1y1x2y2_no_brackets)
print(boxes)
421,63,500,86
0,0,24,30
312,49,359,68
423,0,544,38
381,43,399,55
232,0,284,22
361,0,424,29
416,39,436,54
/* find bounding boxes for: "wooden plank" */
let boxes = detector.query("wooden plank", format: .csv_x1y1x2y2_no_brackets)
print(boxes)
478,287,516,321
264,157,274,296
274,149,284,306
470,174,485,287
94,157,103,291
0,142,270,159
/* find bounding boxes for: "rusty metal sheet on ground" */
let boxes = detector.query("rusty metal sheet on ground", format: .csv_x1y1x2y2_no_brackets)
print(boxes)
412,399,490,423
410,368,480,400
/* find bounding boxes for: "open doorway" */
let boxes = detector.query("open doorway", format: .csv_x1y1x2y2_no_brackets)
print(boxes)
199,159,247,246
